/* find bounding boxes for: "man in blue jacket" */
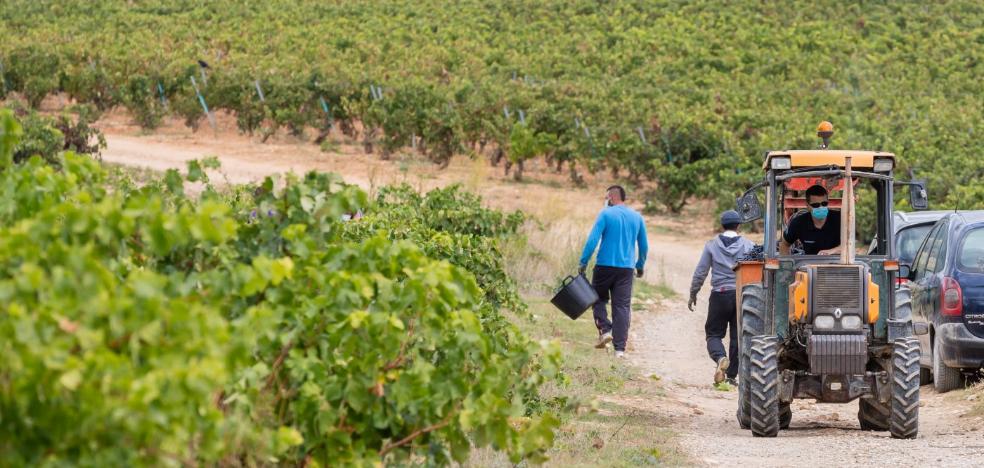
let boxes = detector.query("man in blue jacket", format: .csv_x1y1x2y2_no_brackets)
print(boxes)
579,185,648,358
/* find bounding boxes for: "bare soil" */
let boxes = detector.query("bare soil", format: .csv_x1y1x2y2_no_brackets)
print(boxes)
95,112,984,467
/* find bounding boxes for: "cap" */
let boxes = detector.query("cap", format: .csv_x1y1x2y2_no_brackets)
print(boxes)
720,210,742,226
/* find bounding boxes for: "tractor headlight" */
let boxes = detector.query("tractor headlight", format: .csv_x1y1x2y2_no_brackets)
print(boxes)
771,156,792,170
814,315,835,329
873,157,894,172
841,315,862,330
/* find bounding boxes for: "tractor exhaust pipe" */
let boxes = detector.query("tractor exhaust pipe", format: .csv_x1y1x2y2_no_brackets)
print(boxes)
842,156,855,264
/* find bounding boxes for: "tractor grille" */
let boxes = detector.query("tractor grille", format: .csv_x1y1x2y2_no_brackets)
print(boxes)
814,266,862,311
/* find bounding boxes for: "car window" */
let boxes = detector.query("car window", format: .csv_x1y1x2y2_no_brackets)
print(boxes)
914,223,941,280
957,228,984,273
927,233,947,273
896,224,934,264
926,222,948,274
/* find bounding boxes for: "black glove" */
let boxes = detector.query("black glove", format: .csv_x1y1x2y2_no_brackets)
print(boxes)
578,264,587,276
635,268,643,278
687,294,697,311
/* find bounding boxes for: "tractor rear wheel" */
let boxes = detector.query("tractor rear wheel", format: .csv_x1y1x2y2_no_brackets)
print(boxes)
749,335,780,437
889,337,920,439
779,403,791,429
894,285,933,389
919,367,933,386
737,283,765,429
858,397,889,431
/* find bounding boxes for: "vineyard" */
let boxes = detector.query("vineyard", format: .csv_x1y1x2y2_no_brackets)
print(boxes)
1,0,982,212
0,108,564,465
3,1,984,464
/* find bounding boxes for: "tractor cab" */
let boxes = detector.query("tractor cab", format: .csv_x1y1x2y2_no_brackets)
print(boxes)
731,122,930,439
780,171,854,225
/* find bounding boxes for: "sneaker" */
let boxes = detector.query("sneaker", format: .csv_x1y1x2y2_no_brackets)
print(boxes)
615,350,626,359
595,331,613,349
714,357,730,384
726,377,738,387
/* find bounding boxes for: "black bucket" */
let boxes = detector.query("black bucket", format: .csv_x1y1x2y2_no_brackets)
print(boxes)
551,274,599,320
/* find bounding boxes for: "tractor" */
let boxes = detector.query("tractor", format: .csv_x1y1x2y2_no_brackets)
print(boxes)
733,122,930,438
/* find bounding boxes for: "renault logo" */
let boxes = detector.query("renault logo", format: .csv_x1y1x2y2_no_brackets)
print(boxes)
834,308,843,319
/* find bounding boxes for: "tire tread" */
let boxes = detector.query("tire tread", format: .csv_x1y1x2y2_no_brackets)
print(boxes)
737,284,765,429
889,337,920,439
749,335,780,437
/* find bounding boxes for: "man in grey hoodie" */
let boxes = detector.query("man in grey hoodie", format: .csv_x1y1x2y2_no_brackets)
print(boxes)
688,210,754,385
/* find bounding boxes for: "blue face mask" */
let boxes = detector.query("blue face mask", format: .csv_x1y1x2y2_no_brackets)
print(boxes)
812,206,829,220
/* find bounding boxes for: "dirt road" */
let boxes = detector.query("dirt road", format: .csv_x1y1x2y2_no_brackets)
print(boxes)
630,236,984,467
98,122,983,467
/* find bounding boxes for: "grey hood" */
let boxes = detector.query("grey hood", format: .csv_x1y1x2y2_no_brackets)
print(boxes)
690,235,755,297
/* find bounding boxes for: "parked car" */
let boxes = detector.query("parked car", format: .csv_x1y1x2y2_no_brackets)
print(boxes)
904,211,984,392
868,211,948,267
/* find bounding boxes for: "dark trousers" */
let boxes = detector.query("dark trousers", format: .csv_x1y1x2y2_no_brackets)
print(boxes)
592,266,634,352
706,290,739,379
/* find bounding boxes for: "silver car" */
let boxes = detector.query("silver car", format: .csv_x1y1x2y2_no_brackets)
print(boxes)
869,211,949,265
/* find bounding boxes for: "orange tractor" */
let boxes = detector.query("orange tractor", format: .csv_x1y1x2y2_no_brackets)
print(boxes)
733,122,929,438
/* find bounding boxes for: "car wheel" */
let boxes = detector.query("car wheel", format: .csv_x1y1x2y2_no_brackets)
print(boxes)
932,338,963,393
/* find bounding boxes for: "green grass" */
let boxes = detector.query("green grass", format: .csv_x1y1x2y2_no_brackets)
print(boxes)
634,278,676,302
648,224,687,237
318,139,341,153
473,299,690,466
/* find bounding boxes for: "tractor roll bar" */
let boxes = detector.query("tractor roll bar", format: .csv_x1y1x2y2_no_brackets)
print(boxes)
775,169,892,182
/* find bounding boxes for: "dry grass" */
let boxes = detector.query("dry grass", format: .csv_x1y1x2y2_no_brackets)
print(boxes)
481,197,688,466
502,218,586,295
965,379,984,418
468,299,690,467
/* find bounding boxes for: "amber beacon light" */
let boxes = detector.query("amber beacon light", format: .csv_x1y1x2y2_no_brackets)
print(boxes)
817,121,834,149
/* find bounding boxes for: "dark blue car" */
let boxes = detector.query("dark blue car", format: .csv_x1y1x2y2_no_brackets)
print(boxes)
905,211,984,392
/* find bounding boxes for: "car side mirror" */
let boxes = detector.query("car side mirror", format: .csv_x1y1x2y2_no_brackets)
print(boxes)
736,189,763,223
909,182,928,211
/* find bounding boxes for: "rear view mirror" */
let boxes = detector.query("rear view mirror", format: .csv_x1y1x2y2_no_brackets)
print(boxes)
899,263,912,280
909,182,928,211
736,188,764,223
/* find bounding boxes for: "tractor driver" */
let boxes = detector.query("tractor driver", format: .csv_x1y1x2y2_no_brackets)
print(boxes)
780,185,842,255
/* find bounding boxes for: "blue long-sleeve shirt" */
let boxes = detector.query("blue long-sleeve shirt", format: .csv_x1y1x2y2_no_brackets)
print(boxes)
579,205,648,270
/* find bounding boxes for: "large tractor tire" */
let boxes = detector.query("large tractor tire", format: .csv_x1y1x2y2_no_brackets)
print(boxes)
890,337,920,439
897,286,932,387
749,335,780,437
737,283,765,429
858,398,889,431
932,338,963,393
859,286,916,432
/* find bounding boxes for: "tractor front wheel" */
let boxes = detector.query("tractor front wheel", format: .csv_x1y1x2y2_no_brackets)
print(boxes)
737,283,765,429
889,337,920,439
749,335,780,437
